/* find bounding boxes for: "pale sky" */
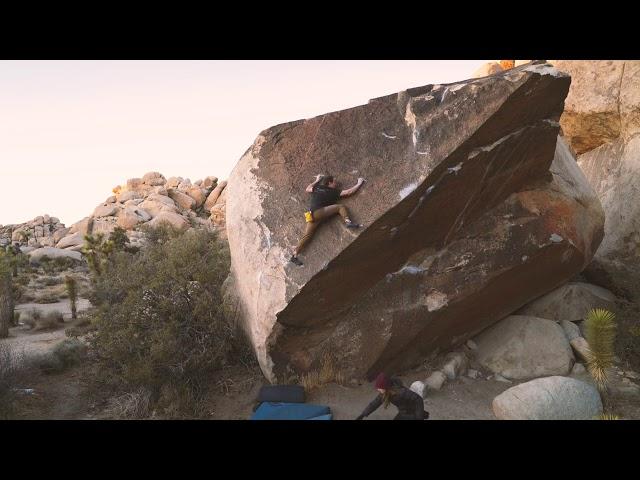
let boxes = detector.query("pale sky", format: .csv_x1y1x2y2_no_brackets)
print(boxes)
0,60,488,226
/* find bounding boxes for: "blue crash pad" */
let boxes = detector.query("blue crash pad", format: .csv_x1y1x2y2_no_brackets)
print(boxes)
250,402,331,420
308,414,333,420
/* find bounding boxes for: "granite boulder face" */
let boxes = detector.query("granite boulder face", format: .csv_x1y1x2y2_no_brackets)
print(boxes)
269,137,604,379
225,62,604,382
548,61,640,300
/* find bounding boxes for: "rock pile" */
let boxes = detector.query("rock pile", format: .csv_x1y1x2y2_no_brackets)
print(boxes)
0,215,67,249
53,172,227,251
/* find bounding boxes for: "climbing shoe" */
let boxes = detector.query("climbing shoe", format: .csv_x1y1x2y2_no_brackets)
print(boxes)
345,221,363,229
290,255,303,266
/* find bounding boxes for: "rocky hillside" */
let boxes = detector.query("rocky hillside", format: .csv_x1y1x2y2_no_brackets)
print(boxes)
0,215,68,249
2,172,228,256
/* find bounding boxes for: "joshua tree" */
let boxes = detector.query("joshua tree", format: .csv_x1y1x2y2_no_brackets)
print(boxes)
65,275,78,320
585,308,617,414
0,259,13,338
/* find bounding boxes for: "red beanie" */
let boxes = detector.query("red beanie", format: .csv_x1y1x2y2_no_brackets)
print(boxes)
374,372,391,389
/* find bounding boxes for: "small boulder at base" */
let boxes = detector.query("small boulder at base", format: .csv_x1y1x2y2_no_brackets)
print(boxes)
570,337,591,362
516,282,616,321
424,371,447,391
474,315,575,380
410,381,427,398
561,320,582,342
492,376,602,420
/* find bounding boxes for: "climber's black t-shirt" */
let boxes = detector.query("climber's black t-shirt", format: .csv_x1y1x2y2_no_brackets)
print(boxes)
309,185,341,211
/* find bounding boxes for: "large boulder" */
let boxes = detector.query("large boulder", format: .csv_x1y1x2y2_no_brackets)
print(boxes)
147,211,190,231
549,61,626,154
138,199,178,218
244,134,603,380
516,282,616,321
210,188,227,227
224,62,604,381
472,62,503,78
492,376,602,420
168,189,196,211
578,136,640,298
204,180,227,210
69,217,93,236
116,191,143,203
473,316,575,380
142,171,167,186
93,203,119,218
117,209,143,230
56,232,84,249
28,247,82,263
204,176,218,189
549,61,640,300
186,187,207,209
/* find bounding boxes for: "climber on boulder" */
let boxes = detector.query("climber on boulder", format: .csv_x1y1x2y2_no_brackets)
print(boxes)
290,174,365,266
356,373,429,420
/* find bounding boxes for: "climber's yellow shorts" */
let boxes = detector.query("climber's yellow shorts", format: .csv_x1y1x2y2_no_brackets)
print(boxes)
304,211,314,223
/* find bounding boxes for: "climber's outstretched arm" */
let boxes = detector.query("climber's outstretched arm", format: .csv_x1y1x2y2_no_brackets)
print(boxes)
340,178,366,197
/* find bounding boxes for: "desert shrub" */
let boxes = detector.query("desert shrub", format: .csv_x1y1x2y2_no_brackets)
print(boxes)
20,292,36,303
33,310,64,331
33,351,64,374
299,352,346,392
52,338,86,367
34,293,60,304
32,339,86,375
104,388,153,419
88,227,255,417
38,256,78,275
41,276,62,287
53,256,78,271
0,343,34,418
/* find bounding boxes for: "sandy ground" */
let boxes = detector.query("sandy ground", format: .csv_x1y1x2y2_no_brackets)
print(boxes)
4,296,638,420
207,365,640,420
5,299,91,357
208,366,518,420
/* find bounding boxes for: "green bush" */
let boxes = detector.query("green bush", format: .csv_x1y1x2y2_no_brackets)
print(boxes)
52,339,86,367
89,227,255,417
33,339,87,375
34,351,64,374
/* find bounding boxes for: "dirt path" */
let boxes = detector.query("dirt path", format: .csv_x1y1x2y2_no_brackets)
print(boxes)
207,366,515,420
13,366,95,420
